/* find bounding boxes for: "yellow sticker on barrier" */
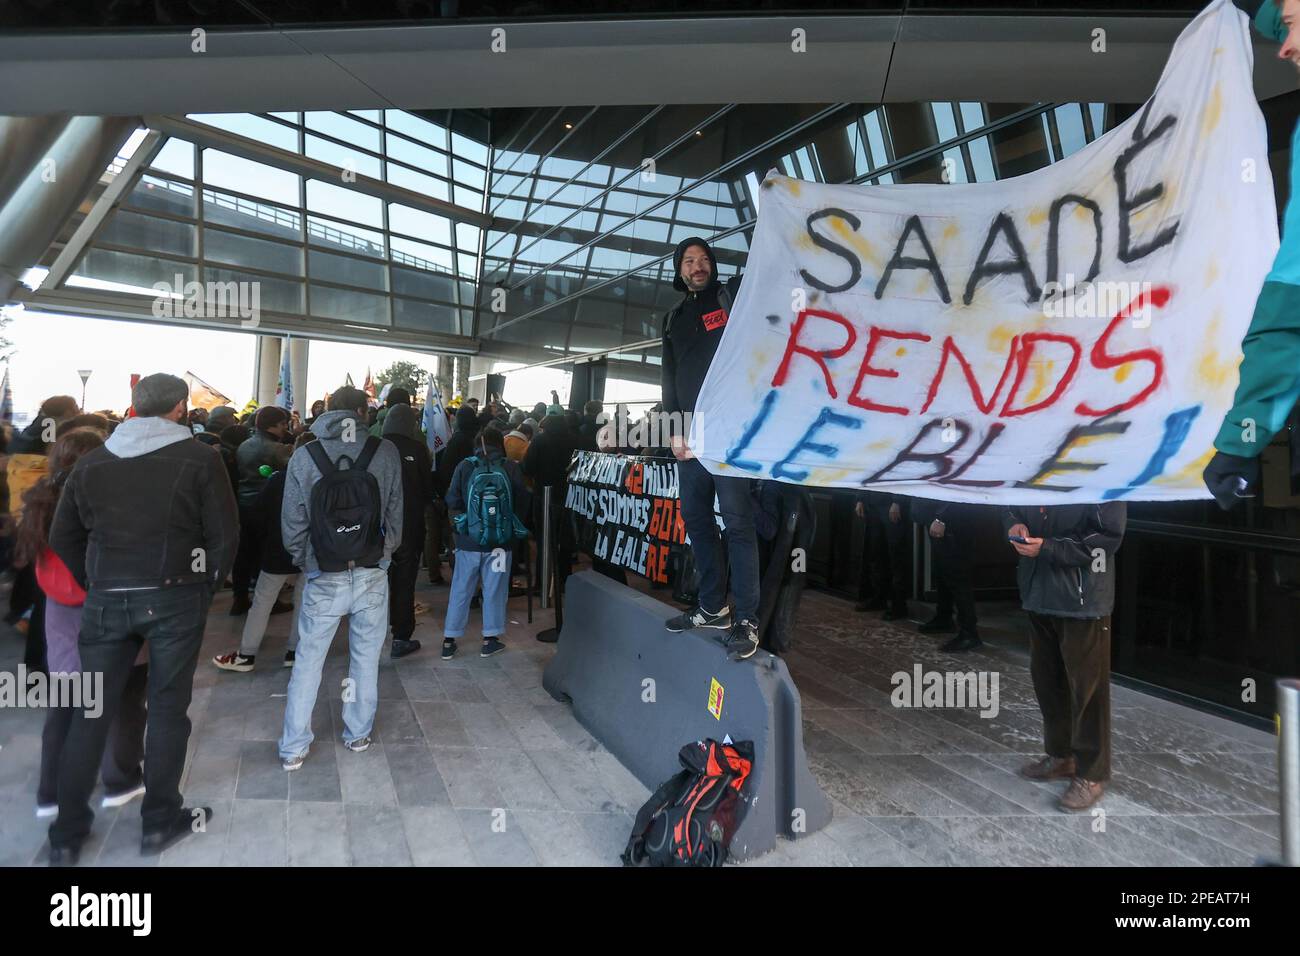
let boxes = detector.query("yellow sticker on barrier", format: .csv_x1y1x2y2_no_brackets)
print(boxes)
708,677,724,720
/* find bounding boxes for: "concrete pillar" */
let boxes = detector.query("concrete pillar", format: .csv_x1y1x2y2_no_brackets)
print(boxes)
255,335,280,407
437,355,454,405
289,336,310,415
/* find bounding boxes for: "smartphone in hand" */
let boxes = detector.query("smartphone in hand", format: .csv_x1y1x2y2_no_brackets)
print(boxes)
1008,535,1028,544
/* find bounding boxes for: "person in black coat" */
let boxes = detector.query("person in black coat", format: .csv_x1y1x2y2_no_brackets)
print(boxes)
437,405,481,495
211,435,313,673
383,404,434,658
522,414,578,591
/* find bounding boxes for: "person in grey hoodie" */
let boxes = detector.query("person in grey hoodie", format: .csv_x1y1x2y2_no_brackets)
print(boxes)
278,386,404,772
46,372,238,865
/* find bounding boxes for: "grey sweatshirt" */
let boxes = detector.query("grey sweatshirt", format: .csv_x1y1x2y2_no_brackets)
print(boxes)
281,409,404,574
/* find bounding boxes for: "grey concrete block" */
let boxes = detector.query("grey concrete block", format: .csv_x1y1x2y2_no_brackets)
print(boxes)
543,571,832,861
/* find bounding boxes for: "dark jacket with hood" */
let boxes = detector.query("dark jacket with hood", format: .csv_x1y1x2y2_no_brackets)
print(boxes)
256,468,297,575
522,421,576,490
436,405,481,496
236,428,292,506
660,235,743,431
49,415,240,593
1002,503,1126,619
383,404,434,555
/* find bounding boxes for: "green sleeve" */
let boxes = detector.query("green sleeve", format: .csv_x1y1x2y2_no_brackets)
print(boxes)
1214,280,1300,456
1256,1,1286,43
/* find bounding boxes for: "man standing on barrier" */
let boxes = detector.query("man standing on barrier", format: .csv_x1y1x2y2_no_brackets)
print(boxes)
660,236,761,661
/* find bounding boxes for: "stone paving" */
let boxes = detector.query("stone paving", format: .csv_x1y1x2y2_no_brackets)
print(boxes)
0,578,1279,866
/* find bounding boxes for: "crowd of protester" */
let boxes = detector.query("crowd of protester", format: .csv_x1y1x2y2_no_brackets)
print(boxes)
0,372,625,863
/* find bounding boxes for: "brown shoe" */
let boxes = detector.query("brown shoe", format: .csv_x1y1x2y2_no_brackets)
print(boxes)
1059,777,1105,812
1019,755,1077,781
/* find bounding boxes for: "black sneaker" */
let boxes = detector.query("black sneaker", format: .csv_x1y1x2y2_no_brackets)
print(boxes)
441,640,457,660
941,632,983,652
48,843,81,867
882,604,909,621
665,605,731,633
283,650,295,668
391,638,422,659
141,806,212,856
918,615,956,634
481,637,505,657
724,620,760,661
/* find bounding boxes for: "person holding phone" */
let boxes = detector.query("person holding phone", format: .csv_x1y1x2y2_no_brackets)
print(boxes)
1004,502,1126,813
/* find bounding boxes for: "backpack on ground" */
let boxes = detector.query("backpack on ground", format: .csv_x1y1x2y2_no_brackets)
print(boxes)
455,455,529,548
622,738,754,867
306,436,384,571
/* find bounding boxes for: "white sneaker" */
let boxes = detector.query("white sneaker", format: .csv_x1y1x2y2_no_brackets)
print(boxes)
35,803,57,819
101,784,146,809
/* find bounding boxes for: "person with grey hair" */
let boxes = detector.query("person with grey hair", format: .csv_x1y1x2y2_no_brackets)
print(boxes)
45,372,239,864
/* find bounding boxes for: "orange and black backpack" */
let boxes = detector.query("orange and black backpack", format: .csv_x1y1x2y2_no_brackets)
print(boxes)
622,739,753,867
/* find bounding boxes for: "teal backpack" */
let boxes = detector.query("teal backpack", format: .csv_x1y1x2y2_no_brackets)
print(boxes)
455,455,529,548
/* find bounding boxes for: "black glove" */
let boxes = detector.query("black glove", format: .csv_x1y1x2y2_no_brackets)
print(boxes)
1203,451,1260,510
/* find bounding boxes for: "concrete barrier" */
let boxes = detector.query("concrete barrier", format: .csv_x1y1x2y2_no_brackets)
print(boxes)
543,570,832,861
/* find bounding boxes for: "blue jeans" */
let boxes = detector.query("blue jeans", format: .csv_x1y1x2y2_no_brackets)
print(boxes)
677,456,760,623
279,566,388,759
443,549,510,640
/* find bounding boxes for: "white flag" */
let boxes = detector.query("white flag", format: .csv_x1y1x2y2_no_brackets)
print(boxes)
423,377,451,456
274,337,294,412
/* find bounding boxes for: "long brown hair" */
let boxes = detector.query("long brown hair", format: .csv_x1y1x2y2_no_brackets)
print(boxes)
14,428,104,568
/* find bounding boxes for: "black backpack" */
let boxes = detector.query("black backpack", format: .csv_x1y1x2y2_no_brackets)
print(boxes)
306,436,384,572
622,739,754,867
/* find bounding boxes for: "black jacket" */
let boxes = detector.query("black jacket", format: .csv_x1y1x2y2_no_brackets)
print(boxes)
576,415,601,452
1003,503,1126,619
195,431,238,493
236,429,292,506
522,426,577,489
661,237,742,428
50,425,239,593
436,406,481,497
387,432,434,554
256,469,297,575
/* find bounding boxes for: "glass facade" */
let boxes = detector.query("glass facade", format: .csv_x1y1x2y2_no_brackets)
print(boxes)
69,110,489,341
478,100,1114,370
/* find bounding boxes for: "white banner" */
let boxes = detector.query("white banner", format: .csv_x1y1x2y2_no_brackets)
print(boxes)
693,0,1277,504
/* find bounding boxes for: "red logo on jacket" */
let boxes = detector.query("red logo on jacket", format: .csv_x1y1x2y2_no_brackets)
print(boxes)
701,308,728,331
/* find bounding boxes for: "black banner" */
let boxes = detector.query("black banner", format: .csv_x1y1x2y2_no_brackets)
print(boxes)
564,451,687,584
